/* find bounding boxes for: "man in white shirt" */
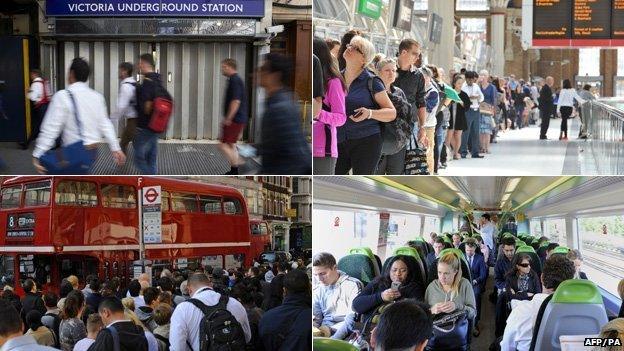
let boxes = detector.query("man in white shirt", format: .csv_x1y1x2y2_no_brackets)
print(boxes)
477,213,495,253
110,62,137,155
460,71,484,159
32,58,125,174
169,273,251,351
21,69,50,150
500,255,576,351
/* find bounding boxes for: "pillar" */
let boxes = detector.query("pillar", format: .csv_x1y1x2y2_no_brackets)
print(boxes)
565,216,578,249
489,0,510,76
427,0,454,73
601,49,617,97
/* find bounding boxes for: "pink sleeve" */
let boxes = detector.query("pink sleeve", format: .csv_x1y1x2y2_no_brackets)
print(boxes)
317,78,347,128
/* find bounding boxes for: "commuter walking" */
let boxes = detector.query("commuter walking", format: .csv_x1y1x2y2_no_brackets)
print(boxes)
257,53,311,174
32,58,125,174
538,76,555,140
110,62,137,155
21,69,51,150
218,58,248,175
134,53,167,175
556,79,585,140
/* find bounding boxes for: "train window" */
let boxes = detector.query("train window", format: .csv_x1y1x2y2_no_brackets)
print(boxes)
199,196,222,214
161,191,170,211
0,185,22,209
224,198,242,215
101,184,136,208
423,216,440,236
578,215,624,297
544,218,566,244
171,193,198,213
24,181,51,207
55,181,97,206
530,219,543,236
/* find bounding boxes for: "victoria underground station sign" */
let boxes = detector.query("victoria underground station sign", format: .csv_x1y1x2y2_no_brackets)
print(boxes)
45,0,265,18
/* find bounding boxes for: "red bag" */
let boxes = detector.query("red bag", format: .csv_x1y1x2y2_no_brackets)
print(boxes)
147,83,173,133
34,79,51,108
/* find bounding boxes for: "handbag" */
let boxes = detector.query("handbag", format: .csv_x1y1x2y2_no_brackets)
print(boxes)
426,310,469,351
479,101,495,116
39,90,95,174
404,134,429,175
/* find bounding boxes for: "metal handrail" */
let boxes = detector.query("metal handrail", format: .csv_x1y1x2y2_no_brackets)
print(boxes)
582,99,624,174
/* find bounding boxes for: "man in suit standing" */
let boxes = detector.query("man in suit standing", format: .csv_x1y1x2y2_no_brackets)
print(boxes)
425,237,446,269
465,238,488,337
538,76,555,140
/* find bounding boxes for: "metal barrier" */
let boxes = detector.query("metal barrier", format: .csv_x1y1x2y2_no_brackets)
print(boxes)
582,99,624,174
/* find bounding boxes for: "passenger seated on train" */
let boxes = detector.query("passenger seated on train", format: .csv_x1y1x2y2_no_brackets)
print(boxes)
352,255,426,324
465,239,488,337
473,235,490,265
312,253,362,340
593,318,624,351
618,279,624,318
544,243,559,260
426,238,447,268
425,252,476,320
499,255,576,351
452,233,462,249
370,300,432,351
565,249,588,280
495,237,517,294
504,254,542,302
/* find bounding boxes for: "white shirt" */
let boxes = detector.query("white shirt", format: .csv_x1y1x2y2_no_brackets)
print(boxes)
477,222,495,250
28,77,46,103
500,293,550,351
461,83,484,110
72,338,95,351
169,287,252,351
110,77,137,121
33,82,121,158
557,88,585,113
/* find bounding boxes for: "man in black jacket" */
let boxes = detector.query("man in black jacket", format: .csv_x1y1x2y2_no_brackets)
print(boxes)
267,261,288,310
87,297,148,351
134,53,163,174
538,76,555,140
20,279,46,328
259,269,311,350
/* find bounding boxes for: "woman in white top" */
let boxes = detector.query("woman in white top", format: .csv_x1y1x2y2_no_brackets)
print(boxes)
556,79,585,140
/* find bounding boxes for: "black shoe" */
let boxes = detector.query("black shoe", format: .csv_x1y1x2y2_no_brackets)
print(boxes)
539,137,548,140
472,154,484,158
461,155,467,159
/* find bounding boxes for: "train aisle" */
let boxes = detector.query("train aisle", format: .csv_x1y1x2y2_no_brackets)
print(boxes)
439,118,587,175
474,267,497,351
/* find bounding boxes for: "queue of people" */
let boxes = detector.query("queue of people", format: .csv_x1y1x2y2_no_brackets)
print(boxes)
313,32,600,175
0,257,312,351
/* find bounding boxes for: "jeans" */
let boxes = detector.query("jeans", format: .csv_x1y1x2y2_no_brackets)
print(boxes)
434,123,447,173
134,127,159,174
460,109,481,157
313,156,337,175
560,106,573,135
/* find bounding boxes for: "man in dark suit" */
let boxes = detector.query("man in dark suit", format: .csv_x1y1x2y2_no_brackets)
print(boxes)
425,237,446,268
465,238,488,337
87,297,148,351
538,76,555,140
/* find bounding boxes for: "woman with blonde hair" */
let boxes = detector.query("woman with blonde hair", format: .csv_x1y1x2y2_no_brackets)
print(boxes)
618,279,624,318
425,252,476,319
593,318,624,351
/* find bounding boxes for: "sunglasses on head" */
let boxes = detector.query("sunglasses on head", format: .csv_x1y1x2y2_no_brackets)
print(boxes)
518,263,530,268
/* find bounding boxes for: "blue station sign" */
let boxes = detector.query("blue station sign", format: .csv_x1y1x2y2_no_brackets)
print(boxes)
45,0,265,18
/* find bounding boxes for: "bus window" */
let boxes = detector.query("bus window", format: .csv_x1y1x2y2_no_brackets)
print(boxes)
0,185,22,209
251,223,268,235
171,193,198,213
0,255,15,283
18,255,35,278
200,196,222,214
101,184,136,208
224,198,242,215
24,181,51,207
55,181,97,207
161,191,170,211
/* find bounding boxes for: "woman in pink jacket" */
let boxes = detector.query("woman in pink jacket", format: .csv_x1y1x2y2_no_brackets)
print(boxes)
313,37,347,175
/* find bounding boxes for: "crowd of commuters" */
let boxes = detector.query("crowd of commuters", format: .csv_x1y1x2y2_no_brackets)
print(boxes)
16,52,309,175
313,32,598,175
0,257,312,351
311,212,620,351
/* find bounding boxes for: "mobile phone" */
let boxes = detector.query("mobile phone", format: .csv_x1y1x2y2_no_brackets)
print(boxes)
352,109,364,118
391,281,401,291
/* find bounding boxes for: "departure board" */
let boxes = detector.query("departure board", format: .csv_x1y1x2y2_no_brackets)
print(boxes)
533,0,572,39
573,0,612,38
614,0,624,39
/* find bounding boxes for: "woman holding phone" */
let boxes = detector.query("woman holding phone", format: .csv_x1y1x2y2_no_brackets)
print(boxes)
352,255,425,323
425,252,476,319
335,35,396,175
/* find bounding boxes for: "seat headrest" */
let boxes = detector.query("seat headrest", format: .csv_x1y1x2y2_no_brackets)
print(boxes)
313,337,358,351
551,279,603,304
516,245,536,254
502,232,514,238
551,246,570,255
393,246,421,261
348,247,374,262
439,248,466,261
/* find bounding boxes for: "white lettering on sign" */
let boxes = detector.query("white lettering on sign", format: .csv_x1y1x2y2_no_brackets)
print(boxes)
68,3,115,12
67,2,246,14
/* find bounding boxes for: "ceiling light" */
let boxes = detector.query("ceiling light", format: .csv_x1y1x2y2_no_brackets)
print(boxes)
438,177,459,192
505,177,521,194
501,193,511,202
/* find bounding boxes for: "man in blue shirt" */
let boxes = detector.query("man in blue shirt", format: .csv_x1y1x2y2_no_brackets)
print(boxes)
219,58,248,175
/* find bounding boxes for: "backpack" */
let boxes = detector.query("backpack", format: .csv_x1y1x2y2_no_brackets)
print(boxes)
143,77,173,133
33,79,51,108
186,294,246,351
44,312,61,348
366,77,413,156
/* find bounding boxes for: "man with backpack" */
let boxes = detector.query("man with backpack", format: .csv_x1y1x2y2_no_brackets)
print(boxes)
87,297,149,351
111,62,138,155
21,69,51,150
169,272,251,351
134,53,172,174
41,292,61,348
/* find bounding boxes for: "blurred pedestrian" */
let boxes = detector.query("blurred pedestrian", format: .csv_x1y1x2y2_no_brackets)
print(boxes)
111,62,138,155
21,69,51,150
218,58,248,175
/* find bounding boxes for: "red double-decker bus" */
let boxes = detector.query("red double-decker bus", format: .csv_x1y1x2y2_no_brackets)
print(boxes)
250,220,272,259
0,176,252,295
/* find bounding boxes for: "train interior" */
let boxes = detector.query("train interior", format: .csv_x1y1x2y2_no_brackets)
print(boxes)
313,176,624,351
